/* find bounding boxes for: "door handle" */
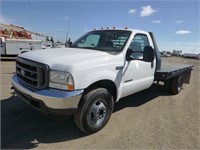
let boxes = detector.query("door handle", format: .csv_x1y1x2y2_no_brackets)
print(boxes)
116,66,123,70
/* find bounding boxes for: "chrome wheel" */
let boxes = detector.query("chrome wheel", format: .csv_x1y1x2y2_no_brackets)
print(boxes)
74,88,114,134
87,100,107,128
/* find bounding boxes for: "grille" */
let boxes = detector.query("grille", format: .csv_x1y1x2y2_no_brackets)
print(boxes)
16,57,49,90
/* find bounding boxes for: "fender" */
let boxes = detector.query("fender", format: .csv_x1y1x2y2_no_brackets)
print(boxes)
75,69,117,89
74,68,125,101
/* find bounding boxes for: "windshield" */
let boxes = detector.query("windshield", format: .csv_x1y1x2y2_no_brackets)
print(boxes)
72,30,131,52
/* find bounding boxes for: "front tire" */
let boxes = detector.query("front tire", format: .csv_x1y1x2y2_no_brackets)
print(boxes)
74,88,114,134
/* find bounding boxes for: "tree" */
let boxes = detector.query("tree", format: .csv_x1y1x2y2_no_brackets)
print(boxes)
67,38,71,44
46,36,50,42
65,37,72,47
50,36,54,43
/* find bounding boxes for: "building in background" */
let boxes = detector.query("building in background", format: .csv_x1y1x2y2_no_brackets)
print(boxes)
172,50,182,56
0,23,48,42
0,23,65,54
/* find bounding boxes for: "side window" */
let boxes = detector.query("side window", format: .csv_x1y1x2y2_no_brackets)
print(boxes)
128,34,150,60
78,34,100,48
112,35,129,50
129,34,150,51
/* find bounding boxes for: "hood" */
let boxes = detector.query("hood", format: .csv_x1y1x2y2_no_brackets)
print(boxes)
19,48,119,71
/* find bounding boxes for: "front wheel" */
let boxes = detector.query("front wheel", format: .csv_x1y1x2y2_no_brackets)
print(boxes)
74,88,114,134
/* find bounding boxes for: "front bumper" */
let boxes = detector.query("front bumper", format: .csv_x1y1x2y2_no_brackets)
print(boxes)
11,74,84,115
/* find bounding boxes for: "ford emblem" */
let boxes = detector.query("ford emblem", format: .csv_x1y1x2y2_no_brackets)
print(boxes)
21,70,25,76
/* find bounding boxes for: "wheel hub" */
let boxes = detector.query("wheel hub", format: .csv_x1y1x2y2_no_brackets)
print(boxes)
88,100,107,127
177,77,183,91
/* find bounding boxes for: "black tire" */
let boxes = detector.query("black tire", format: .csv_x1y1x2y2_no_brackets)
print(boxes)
171,76,184,94
74,88,114,134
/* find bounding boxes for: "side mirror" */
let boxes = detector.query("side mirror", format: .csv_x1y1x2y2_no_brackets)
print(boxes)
126,49,144,61
143,46,154,62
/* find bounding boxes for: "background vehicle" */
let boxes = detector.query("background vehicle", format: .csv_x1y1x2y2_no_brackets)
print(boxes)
11,28,193,134
0,37,42,56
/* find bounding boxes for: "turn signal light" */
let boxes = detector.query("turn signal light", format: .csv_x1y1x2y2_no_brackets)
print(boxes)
67,84,75,91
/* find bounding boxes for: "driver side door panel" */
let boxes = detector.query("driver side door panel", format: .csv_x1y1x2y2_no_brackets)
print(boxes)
121,34,156,97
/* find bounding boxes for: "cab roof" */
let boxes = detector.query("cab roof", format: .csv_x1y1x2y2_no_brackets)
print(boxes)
92,28,149,35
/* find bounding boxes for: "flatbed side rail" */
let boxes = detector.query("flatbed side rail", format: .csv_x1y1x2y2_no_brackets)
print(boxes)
155,65,194,84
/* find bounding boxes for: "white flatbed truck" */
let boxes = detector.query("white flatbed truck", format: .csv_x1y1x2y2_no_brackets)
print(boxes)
11,28,193,133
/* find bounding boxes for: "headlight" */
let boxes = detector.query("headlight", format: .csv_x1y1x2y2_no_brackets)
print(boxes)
49,70,74,91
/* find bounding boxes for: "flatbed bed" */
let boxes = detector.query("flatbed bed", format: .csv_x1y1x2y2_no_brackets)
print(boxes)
155,62,193,82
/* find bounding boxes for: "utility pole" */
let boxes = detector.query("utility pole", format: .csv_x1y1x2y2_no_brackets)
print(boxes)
65,17,70,46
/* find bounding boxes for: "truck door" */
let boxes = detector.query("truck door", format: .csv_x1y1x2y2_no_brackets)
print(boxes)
122,34,156,97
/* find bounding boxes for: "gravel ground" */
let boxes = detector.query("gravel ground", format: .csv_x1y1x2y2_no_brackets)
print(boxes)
1,57,199,149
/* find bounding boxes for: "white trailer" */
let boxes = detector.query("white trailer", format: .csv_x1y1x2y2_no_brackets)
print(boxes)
0,37,42,56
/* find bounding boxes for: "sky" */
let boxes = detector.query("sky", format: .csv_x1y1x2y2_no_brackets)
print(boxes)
1,0,200,54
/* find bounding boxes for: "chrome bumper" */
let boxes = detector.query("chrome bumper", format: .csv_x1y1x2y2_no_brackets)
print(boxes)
11,75,83,110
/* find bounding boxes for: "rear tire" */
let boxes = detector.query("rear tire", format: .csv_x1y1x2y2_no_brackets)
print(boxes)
74,88,114,134
171,76,183,94
164,79,171,92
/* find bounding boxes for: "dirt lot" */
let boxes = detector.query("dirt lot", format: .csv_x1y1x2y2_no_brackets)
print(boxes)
1,57,199,149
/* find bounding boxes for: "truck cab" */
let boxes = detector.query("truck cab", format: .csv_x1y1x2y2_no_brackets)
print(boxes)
11,28,193,134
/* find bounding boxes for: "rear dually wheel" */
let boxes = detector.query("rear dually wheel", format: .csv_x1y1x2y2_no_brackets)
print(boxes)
171,76,184,94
